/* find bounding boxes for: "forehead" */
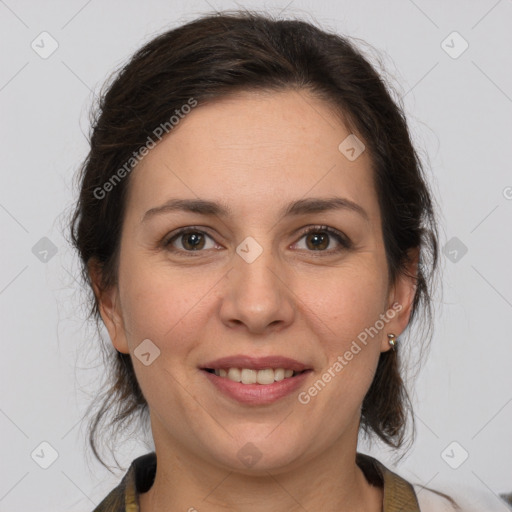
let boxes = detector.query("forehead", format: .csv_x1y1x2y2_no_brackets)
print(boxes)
125,89,380,225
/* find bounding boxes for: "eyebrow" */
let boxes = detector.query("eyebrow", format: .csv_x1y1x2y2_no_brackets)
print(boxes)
141,196,369,223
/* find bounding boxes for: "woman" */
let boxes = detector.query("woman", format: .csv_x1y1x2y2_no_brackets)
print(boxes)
69,10,508,512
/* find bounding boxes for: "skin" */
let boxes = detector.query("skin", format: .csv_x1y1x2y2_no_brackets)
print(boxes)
90,89,418,512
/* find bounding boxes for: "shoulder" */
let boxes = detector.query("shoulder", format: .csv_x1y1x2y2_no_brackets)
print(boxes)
413,483,512,512
92,452,157,511
358,452,511,512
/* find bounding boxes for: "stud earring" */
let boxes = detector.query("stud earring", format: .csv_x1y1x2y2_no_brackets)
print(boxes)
387,333,397,350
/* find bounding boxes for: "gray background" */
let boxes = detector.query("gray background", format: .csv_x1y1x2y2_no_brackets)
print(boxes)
1,0,511,510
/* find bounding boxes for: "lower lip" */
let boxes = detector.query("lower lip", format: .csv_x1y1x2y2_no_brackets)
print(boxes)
201,370,312,405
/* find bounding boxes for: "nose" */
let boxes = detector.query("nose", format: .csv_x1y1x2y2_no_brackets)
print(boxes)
219,243,295,335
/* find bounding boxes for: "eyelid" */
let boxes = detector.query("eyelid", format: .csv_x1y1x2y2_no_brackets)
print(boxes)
163,226,219,252
162,224,352,255
292,225,352,251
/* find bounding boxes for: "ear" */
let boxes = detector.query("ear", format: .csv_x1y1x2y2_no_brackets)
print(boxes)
88,258,130,354
380,247,419,353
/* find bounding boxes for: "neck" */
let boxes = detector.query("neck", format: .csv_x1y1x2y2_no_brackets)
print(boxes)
139,422,382,512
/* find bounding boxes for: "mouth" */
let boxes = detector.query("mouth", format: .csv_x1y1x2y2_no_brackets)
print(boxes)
199,355,313,404
200,367,312,405
202,367,310,385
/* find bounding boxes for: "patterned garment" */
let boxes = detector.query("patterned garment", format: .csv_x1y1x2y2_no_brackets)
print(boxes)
92,451,422,511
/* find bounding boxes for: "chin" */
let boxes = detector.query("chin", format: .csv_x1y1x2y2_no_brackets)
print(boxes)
204,432,309,475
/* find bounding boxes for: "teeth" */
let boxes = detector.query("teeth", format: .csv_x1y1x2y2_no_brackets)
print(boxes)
227,368,241,382
255,369,273,385
239,368,255,384
274,368,285,381
212,367,300,384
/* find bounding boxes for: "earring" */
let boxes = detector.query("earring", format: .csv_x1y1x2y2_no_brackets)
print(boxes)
387,333,397,350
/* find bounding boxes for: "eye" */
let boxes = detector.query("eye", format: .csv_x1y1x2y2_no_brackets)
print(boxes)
293,225,352,253
164,227,219,254
162,224,352,256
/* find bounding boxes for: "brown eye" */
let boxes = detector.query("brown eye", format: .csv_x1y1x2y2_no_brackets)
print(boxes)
305,231,329,250
294,226,352,253
180,232,205,250
165,229,216,252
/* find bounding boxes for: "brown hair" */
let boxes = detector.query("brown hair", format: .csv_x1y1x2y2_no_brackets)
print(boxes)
68,9,440,471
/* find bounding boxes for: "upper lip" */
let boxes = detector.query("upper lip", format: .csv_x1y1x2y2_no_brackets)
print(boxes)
201,355,311,372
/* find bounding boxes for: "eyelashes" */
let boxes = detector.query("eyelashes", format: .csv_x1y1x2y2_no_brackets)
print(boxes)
293,225,352,252
162,225,353,257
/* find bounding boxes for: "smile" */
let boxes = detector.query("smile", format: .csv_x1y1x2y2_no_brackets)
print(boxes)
205,367,304,384
201,368,312,405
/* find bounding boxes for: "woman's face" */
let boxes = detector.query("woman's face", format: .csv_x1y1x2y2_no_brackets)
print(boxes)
95,89,416,473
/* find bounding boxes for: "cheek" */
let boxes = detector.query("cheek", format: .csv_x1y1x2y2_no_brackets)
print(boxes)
118,262,215,350
298,261,388,343
295,261,388,399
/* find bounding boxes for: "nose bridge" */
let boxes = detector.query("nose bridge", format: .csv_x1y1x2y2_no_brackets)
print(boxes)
237,239,278,290
220,234,294,332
